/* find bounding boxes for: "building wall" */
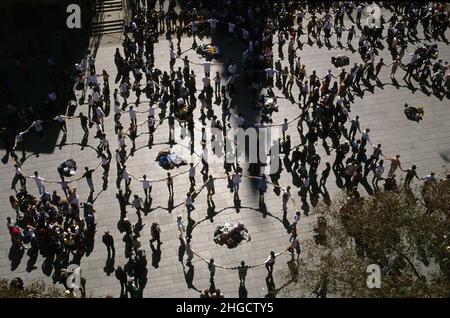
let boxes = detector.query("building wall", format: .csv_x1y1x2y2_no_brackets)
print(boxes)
0,0,96,33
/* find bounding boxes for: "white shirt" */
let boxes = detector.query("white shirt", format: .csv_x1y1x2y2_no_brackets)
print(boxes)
265,68,274,77
128,109,137,121
191,21,198,32
54,115,65,123
138,178,151,189
208,18,218,29
31,175,45,186
92,91,100,103
170,48,177,59
228,22,235,33
203,62,212,74
95,107,104,117
232,173,241,184
114,102,121,115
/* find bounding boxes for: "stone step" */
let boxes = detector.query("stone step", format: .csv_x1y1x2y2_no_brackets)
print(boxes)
95,1,122,12
91,19,123,28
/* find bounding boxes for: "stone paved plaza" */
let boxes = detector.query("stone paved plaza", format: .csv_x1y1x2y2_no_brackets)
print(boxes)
1,3,450,298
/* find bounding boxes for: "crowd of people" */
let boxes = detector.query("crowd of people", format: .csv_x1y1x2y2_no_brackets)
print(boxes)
3,0,450,298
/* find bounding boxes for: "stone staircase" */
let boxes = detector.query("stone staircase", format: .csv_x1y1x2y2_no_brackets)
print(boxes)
91,0,124,35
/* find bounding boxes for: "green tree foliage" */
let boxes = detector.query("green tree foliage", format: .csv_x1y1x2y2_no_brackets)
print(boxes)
0,278,65,298
280,179,450,298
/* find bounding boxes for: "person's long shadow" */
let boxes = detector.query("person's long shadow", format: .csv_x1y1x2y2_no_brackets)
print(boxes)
264,273,276,298
234,193,241,213
57,133,67,150
322,139,331,156
390,77,401,89
333,168,345,189
8,244,24,271
41,252,55,276
238,282,248,298
26,246,39,272
178,238,186,263
80,134,89,150
209,279,216,295
207,198,216,222
360,178,374,196
133,218,145,236
283,156,292,173
85,227,96,257
259,201,268,218
183,262,199,291
150,243,162,269
404,78,418,94
347,43,356,53
167,194,174,214
320,187,331,206
282,210,292,234
104,255,115,276
419,83,432,97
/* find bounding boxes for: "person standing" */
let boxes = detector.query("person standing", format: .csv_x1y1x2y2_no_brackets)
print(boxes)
167,172,174,196
121,165,132,191
289,234,301,260
232,170,242,194
150,222,162,246
319,162,331,190
102,230,115,258
265,251,276,274
188,163,196,186
348,116,360,140
138,175,152,198
206,175,215,199
11,164,26,191
115,266,128,298
53,115,68,135
281,118,289,141
29,171,45,195
213,72,221,95
208,258,216,282
387,154,402,177
168,113,175,144
176,215,185,237
79,112,90,136
282,186,292,212
128,106,137,126
132,194,144,219
372,159,385,190
82,166,95,192
257,175,268,203
185,192,195,217
32,120,45,142
404,165,419,188
232,261,252,284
